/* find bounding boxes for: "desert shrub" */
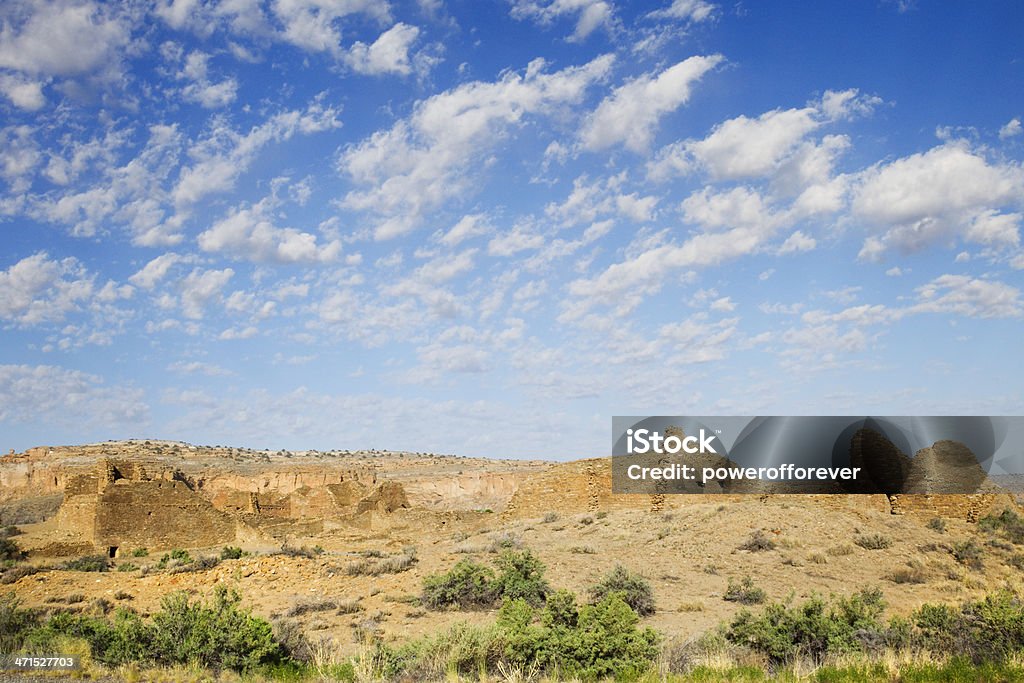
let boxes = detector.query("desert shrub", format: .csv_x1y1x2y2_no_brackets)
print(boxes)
377,592,658,681
2,525,21,537
726,588,886,664
0,564,44,584
131,547,149,557
493,549,549,607
542,512,558,523
498,594,660,679
980,509,1024,545
588,564,656,616
63,554,110,572
569,545,596,554
27,608,152,666
117,562,139,572
888,567,927,584
170,556,220,573
0,592,40,653
114,591,133,601
150,585,284,671
913,590,1024,662
827,544,855,556
422,559,498,610
287,599,337,617
0,536,25,563
278,544,323,559
336,598,363,615
738,530,776,552
596,511,609,520
927,517,947,533
952,539,984,569
854,533,892,550
220,546,243,560
156,549,192,569
345,547,417,576
723,576,766,605
487,532,521,553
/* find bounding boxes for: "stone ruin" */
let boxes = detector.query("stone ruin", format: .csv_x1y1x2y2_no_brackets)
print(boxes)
57,459,237,557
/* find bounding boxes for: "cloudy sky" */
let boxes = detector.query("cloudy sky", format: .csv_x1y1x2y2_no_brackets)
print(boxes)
1,0,1022,458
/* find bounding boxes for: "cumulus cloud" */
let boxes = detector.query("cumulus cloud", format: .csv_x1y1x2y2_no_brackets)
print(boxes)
177,50,238,108
346,23,420,76
852,142,1024,259
0,0,130,77
339,54,613,239
580,55,722,152
647,0,716,22
129,253,184,289
0,364,148,427
198,197,342,263
999,117,1022,140
0,252,95,325
271,0,390,53
912,274,1021,319
174,99,341,208
510,0,615,41
179,267,234,319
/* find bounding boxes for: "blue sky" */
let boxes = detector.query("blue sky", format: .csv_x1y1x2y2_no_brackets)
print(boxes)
1,0,1022,458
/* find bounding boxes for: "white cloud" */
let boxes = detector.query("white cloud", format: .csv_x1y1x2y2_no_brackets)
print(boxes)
778,230,816,254
167,360,232,376
129,253,183,289
270,0,390,53
0,73,46,110
647,0,716,22
851,142,1024,258
346,23,420,76
510,0,615,41
198,197,342,263
545,173,658,226
0,364,147,427
912,274,1021,319
339,54,613,238
0,0,130,77
999,117,1022,140
174,98,341,208
709,296,735,312
565,187,783,316
0,125,40,193
179,267,234,319
488,224,545,256
0,252,95,325
178,51,238,108
437,213,492,246
580,55,722,152
688,107,820,180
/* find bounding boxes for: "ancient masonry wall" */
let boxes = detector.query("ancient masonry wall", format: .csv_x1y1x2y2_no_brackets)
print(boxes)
503,459,1020,521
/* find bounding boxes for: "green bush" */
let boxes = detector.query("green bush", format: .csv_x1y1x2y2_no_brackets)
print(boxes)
220,546,243,560
150,585,284,671
378,591,658,681
422,559,498,610
979,509,1024,545
952,539,984,569
854,533,892,550
726,588,886,664
724,576,766,605
156,549,193,569
131,547,149,557
117,562,139,572
0,592,40,654
0,536,25,563
738,530,776,552
62,555,110,572
493,549,549,607
913,590,1024,663
588,564,656,616
927,517,947,533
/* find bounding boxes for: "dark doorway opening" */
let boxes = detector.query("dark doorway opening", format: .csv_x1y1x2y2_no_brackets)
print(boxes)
107,546,118,558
